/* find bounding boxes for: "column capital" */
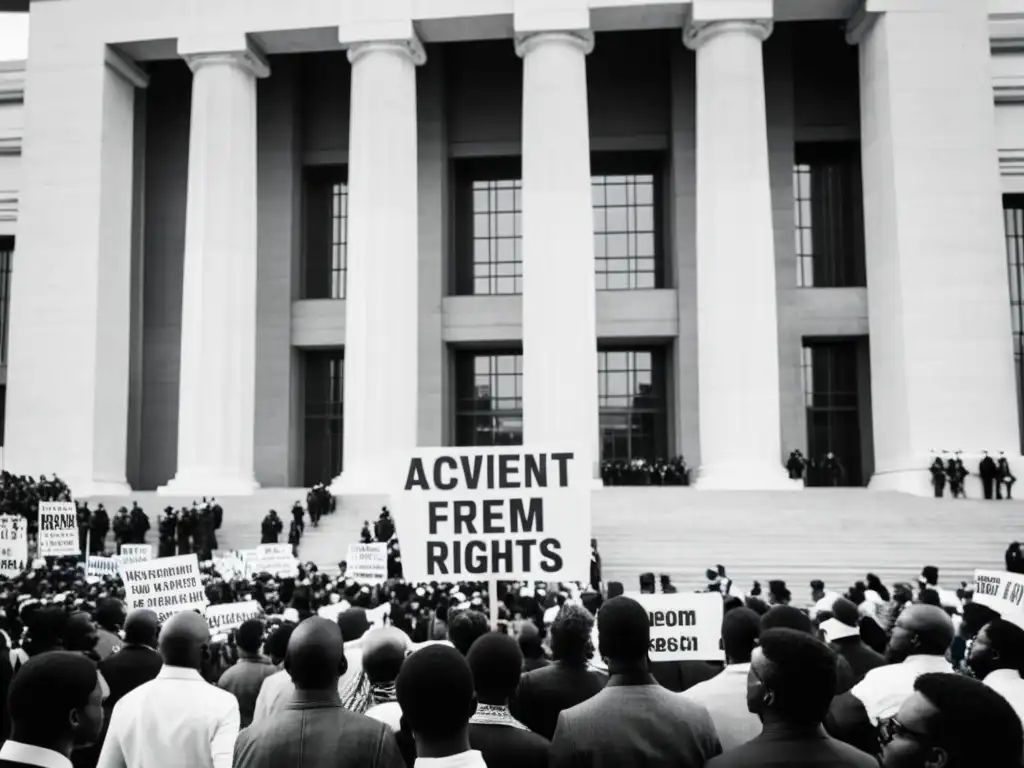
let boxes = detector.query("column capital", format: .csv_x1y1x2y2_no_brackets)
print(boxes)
684,18,773,50
181,46,270,79
515,30,595,59
347,37,426,67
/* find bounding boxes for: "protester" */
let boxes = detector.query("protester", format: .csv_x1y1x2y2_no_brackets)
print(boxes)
449,610,490,657
97,611,240,768
363,627,410,732
549,596,721,768
517,621,550,673
705,628,876,767
965,619,1024,733
465,632,549,768
818,597,886,687
216,619,277,728
233,618,403,768
682,607,762,752
396,643,484,768
92,600,125,661
879,672,1024,768
1,652,106,768
98,609,162,712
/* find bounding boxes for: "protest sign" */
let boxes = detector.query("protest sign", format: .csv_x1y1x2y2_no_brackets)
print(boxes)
120,554,207,622
390,447,591,582
205,601,263,633
974,570,1024,615
632,593,725,662
37,502,80,557
243,544,298,578
86,556,120,580
0,515,28,577
347,543,388,583
119,544,153,564
212,552,245,579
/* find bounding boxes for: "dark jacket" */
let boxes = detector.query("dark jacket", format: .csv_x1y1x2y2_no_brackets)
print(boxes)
217,656,278,728
511,661,608,740
233,690,404,768
469,721,549,768
706,723,878,768
98,644,163,710
831,638,886,688
522,657,551,674
650,660,722,693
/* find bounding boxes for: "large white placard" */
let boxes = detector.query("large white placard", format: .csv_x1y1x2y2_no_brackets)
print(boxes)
974,570,1024,617
243,544,298,578
347,543,388,583
37,502,80,557
633,593,725,662
0,515,28,577
206,602,263,633
390,447,591,582
86,556,120,580
120,554,207,622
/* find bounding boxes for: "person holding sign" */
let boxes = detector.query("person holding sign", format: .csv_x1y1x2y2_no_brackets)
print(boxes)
549,597,721,768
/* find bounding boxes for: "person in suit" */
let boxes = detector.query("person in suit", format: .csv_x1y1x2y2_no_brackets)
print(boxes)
217,619,277,728
97,610,163,712
233,618,402,768
760,606,857,695
818,598,886,688
397,643,485,768
707,629,877,768
979,451,998,499
879,673,1023,768
549,597,721,768
0,652,106,768
517,622,550,673
465,632,549,768
511,605,607,740
93,600,126,661
97,611,239,768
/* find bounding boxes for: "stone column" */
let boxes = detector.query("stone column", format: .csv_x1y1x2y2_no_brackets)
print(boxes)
159,43,268,496
517,30,602,481
685,12,794,490
849,0,1021,495
330,38,424,496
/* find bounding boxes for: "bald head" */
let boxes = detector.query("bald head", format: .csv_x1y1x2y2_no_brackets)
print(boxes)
888,604,955,662
124,609,159,647
285,617,346,690
158,611,210,669
361,627,409,685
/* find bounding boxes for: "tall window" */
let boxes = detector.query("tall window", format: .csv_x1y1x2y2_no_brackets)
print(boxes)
303,351,344,486
1005,195,1024,452
802,340,863,486
0,385,5,447
0,238,11,364
598,349,667,462
454,153,664,295
455,352,523,446
794,143,866,288
303,166,348,299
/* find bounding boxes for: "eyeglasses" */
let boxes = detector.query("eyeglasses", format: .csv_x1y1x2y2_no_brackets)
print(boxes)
878,716,930,746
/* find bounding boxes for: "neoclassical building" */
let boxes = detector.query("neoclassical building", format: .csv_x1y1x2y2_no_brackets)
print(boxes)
0,0,1022,497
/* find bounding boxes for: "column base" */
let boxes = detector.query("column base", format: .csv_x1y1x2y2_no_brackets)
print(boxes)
870,453,1023,499
72,479,133,498
694,462,801,491
157,472,260,497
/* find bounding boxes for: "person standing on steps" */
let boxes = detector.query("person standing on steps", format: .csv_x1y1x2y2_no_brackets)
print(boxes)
979,451,998,500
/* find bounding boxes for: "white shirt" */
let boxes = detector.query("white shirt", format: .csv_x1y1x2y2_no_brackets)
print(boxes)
0,741,72,768
681,664,761,752
96,666,240,768
251,642,364,723
366,701,403,732
850,654,952,724
984,669,1024,739
414,750,488,768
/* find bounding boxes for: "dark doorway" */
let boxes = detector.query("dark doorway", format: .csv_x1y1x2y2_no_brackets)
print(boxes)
802,339,865,486
303,350,344,486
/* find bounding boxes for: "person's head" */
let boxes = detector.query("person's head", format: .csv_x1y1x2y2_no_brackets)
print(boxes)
810,580,826,602
7,651,106,755
639,573,656,594
959,602,1000,641
397,644,476,758
517,620,545,660
967,619,1024,680
264,621,297,665
550,604,594,664
466,632,523,705
123,609,160,647
885,605,955,664
94,599,126,632
747,628,837,726
880,672,1024,768
607,581,624,599
722,607,761,664
917,589,941,607
448,610,489,657
158,610,211,670
336,608,370,644
597,596,649,671
760,605,813,635
361,627,409,685
235,619,264,656
284,617,347,690
893,582,915,604
64,611,99,653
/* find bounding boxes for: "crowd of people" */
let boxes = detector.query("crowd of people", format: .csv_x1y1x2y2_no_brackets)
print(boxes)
929,451,1017,500
0,473,1022,768
599,457,691,486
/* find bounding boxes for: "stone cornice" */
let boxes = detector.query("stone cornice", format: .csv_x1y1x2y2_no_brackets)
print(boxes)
105,47,149,89
347,37,426,67
0,66,24,104
182,41,270,79
514,30,595,58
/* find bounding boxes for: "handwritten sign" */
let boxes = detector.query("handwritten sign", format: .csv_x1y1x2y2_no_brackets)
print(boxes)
974,570,1024,615
0,515,28,577
632,593,725,662
86,556,120,580
205,602,263,633
118,544,153,565
243,545,298,578
347,543,388,583
120,554,207,622
390,447,591,581
37,502,80,557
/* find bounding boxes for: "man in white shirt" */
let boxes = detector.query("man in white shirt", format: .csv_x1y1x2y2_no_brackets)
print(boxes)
682,607,761,752
97,611,239,768
0,651,106,768
966,617,1024,757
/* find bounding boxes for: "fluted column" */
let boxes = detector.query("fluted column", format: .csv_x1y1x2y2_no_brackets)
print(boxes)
329,39,424,496
686,19,793,490
159,45,268,496
517,31,602,482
